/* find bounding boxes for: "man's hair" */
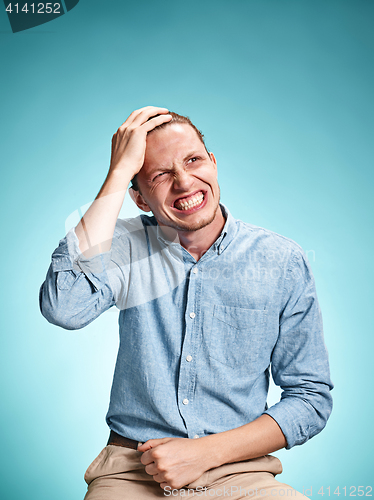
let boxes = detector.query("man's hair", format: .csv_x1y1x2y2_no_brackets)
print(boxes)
130,112,208,192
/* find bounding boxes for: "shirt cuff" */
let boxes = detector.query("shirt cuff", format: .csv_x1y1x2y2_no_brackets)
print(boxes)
263,398,314,450
52,228,112,275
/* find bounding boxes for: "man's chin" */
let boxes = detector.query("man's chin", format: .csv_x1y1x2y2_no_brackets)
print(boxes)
172,217,215,232
164,204,220,233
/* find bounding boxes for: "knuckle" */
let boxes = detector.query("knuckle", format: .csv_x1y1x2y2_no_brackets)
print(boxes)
127,126,139,135
163,472,172,482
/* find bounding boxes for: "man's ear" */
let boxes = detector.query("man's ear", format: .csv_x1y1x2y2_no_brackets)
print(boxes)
129,187,152,212
209,152,217,169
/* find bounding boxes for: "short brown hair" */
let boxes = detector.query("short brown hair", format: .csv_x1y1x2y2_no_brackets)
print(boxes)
130,112,208,192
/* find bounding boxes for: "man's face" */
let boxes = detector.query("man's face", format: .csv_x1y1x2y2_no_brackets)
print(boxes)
135,123,221,233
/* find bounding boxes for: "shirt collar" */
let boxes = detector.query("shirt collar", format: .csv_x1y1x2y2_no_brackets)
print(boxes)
215,203,237,255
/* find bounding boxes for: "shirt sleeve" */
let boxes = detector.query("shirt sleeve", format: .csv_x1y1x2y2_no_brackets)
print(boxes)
39,227,125,330
263,245,334,449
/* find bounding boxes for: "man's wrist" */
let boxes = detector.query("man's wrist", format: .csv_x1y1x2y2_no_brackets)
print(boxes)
102,167,133,193
198,434,228,470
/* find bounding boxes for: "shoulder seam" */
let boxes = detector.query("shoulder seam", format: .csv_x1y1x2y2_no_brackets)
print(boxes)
236,220,304,251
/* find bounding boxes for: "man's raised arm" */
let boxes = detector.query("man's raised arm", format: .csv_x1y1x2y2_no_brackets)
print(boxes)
39,106,172,329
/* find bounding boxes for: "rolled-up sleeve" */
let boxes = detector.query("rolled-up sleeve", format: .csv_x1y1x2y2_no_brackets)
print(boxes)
264,246,334,449
39,229,117,330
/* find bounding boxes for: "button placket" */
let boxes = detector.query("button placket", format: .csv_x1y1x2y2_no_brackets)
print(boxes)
177,264,200,431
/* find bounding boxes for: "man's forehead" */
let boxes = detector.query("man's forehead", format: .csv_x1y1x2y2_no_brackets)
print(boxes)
142,124,205,173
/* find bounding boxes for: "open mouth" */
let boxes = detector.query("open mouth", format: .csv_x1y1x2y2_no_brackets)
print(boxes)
173,190,206,212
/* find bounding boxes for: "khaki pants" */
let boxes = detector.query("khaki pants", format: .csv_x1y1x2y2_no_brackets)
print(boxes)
83,444,307,499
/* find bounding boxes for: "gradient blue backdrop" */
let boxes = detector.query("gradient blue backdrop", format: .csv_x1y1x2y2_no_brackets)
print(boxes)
1,1,373,498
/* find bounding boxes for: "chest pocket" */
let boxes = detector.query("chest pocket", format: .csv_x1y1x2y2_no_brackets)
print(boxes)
207,305,269,371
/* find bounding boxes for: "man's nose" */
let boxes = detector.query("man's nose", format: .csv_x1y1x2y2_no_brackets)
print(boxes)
173,170,194,192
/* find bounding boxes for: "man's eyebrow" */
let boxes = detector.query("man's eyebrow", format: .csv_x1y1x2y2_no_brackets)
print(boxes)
148,151,203,178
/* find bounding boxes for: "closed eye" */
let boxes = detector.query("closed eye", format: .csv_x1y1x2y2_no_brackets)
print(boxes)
152,172,168,181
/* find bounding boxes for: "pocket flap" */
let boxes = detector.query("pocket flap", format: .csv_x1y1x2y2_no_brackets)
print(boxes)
213,304,267,330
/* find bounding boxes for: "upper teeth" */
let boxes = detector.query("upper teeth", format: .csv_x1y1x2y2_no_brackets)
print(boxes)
176,193,204,210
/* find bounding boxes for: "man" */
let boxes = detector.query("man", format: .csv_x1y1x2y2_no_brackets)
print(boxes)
40,106,333,499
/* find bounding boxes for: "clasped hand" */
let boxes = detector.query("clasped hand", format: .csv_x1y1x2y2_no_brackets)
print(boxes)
138,437,213,490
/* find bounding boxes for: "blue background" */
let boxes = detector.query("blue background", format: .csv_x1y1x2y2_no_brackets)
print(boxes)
0,1,373,498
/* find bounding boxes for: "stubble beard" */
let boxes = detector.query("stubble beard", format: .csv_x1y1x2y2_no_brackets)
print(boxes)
147,189,221,233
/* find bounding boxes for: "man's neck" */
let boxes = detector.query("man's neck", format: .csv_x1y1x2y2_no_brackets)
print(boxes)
160,206,226,262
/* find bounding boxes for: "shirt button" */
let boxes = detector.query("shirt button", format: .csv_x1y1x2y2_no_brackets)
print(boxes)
189,312,196,319
192,268,198,274
193,434,199,439
183,398,189,405
186,355,193,362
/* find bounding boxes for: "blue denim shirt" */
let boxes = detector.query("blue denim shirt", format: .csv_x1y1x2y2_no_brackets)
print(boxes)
39,205,333,449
